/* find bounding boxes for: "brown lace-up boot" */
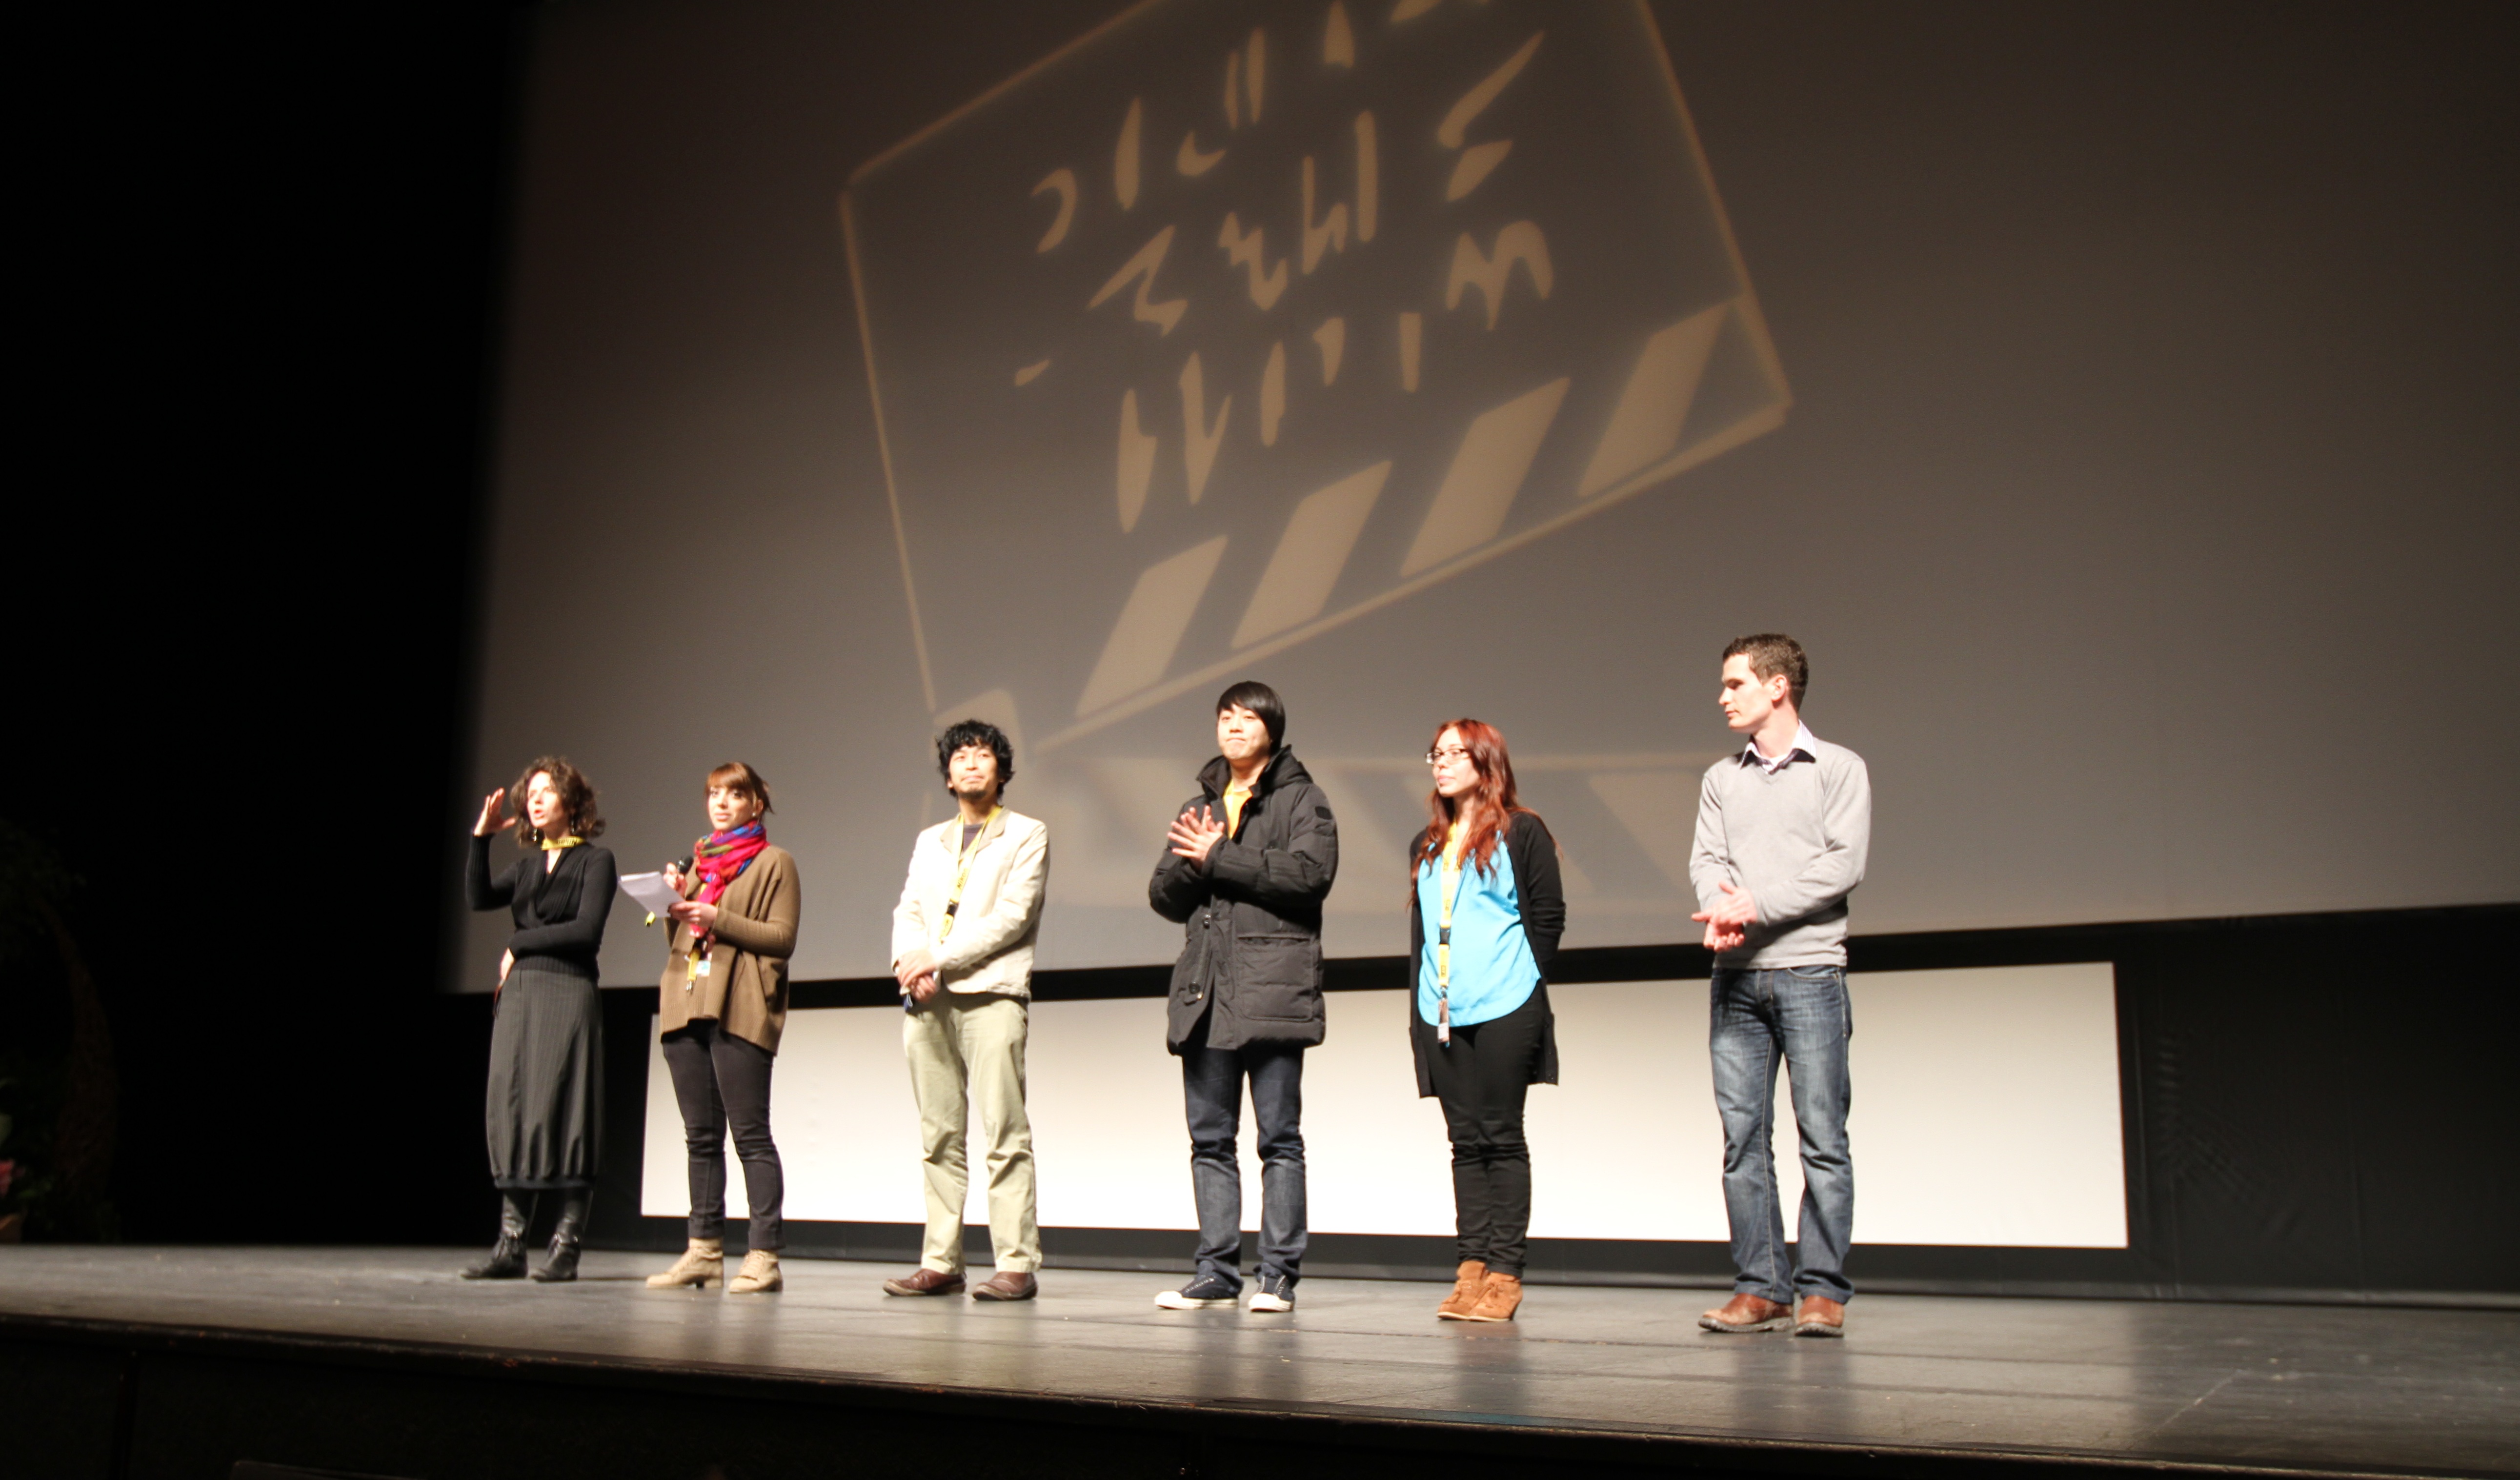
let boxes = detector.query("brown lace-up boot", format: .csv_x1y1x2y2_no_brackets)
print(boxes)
1436,1260,1489,1320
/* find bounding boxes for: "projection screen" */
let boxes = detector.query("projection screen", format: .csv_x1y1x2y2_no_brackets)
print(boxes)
457,0,2519,990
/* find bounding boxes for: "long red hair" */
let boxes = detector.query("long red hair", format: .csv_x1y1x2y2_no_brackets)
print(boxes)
1412,719,1528,877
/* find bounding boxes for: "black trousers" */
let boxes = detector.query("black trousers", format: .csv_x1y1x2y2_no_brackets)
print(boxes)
1425,986,1547,1277
660,1021,784,1250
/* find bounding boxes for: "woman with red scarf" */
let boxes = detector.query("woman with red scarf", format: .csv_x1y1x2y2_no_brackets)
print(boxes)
645,762,801,1295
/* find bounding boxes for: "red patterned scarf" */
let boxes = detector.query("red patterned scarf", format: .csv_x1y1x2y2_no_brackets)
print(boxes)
694,822,769,906
689,824,768,950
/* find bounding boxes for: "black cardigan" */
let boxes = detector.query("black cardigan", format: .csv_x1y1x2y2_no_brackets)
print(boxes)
1406,810,1565,1098
467,834,617,981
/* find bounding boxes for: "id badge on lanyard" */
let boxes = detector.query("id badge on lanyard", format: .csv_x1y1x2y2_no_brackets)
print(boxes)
1436,853,1464,1046
939,807,1001,943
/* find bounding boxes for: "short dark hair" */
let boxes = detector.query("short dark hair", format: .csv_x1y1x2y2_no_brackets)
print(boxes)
509,755,605,847
935,719,1015,792
1722,633,1809,709
706,761,772,816
1215,680,1285,750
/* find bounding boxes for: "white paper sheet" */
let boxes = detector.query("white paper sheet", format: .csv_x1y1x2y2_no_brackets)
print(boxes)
617,871,682,919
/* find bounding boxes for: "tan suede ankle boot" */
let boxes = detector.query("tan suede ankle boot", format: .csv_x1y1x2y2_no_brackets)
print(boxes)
645,1237,724,1289
1436,1260,1489,1320
729,1248,783,1294
1463,1271,1523,1322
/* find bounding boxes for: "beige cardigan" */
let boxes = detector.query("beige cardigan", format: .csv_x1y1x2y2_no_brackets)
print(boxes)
658,844,800,1052
889,808,1049,999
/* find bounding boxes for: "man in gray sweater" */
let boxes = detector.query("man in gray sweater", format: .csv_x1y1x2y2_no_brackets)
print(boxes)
1688,634,1871,1338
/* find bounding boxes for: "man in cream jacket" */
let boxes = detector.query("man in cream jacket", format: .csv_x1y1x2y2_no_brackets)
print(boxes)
883,719,1050,1301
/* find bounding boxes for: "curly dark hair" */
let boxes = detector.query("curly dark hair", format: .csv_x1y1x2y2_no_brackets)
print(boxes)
509,755,605,847
934,719,1015,795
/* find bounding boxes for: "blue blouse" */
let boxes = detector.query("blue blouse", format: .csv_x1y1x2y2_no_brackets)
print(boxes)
1415,842,1541,1028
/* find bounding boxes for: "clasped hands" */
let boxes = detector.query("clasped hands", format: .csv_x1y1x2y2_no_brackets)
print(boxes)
894,946,940,1003
1691,881,1758,953
1167,805,1227,869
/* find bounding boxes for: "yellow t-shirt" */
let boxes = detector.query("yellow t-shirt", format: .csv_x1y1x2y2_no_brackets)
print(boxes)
1223,782,1253,836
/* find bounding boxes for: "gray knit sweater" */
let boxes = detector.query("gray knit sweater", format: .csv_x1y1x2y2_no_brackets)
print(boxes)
1688,733,1872,968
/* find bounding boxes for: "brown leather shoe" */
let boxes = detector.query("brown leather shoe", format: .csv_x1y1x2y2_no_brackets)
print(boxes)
1698,1293,1794,1333
1436,1259,1489,1320
882,1267,965,1297
1795,1295,1846,1338
970,1270,1038,1301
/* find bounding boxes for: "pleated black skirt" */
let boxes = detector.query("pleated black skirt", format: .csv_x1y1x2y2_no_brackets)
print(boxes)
484,962,603,1189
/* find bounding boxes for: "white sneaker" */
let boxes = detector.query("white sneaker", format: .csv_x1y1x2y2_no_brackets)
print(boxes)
1247,1275,1294,1313
1154,1273,1239,1308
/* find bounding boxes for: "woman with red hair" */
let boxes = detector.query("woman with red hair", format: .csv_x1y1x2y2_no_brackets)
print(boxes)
1410,720,1565,1323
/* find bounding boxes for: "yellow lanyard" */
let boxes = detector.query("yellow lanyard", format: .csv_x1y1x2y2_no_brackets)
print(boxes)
1435,820,1468,1043
939,807,1002,942
681,862,709,989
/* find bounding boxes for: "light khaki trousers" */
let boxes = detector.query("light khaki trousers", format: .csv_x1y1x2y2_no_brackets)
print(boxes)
902,992,1040,1274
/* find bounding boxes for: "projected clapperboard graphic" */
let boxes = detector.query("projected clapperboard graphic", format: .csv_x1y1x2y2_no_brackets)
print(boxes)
845,0,1788,929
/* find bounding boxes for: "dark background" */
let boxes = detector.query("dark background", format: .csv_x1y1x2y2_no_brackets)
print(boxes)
9,1,2515,1294
10,2,533,1245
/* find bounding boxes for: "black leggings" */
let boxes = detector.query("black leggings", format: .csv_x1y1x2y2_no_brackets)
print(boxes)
660,1021,784,1250
1425,986,1547,1277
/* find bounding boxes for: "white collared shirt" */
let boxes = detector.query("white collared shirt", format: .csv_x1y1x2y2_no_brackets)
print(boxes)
1741,722,1819,775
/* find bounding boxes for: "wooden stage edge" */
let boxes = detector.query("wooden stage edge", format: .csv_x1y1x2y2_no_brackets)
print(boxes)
2,1248,2511,1480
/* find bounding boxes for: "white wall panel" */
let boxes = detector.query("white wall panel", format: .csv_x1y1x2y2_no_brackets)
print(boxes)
647,963,2125,1248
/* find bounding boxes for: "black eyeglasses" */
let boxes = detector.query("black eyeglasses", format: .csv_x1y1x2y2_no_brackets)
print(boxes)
1426,746,1472,767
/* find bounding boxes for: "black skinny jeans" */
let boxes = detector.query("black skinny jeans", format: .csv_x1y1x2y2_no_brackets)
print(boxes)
660,1021,784,1249
1425,986,1547,1277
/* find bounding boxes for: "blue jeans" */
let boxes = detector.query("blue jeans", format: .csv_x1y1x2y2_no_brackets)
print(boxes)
1181,1041,1306,1290
1711,965,1854,1304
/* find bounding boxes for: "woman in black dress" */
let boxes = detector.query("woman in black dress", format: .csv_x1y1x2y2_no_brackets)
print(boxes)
462,756,616,1282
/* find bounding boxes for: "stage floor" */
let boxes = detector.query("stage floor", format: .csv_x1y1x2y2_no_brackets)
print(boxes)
3,1247,2512,1478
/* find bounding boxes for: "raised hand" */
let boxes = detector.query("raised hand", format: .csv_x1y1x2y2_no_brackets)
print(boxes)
666,899,719,934
1167,805,1228,868
473,787,515,837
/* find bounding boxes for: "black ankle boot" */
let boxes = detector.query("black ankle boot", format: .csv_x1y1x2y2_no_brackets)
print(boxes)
462,1194,534,1279
531,1189,589,1282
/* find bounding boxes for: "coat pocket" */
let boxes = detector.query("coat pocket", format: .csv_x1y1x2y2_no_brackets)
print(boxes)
1233,933,1320,1021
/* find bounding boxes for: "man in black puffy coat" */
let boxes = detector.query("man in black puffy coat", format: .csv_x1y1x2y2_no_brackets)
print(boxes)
1147,680,1338,1314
